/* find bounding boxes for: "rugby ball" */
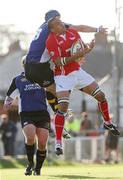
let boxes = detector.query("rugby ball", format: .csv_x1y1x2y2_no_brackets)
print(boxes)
71,39,84,55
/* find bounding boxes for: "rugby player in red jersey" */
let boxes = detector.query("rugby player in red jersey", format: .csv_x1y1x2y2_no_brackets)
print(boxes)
46,17,120,155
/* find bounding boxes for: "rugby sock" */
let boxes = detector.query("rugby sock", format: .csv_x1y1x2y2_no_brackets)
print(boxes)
46,91,58,112
98,101,111,124
35,150,47,170
25,144,35,165
55,111,65,143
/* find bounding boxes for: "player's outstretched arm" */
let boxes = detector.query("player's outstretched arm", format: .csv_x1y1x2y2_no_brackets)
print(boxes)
70,25,108,35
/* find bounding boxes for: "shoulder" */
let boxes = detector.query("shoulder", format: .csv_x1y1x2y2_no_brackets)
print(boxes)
10,76,18,86
39,23,49,34
67,28,81,39
67,28,78,34
15,73,27,84
33,23,49,40
40,22,48,29
15,74,23,81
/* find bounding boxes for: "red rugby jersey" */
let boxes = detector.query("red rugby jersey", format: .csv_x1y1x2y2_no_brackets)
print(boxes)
46,28,84,75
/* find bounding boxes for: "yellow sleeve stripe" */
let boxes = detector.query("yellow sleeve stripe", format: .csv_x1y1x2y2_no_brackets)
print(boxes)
48,99,56,103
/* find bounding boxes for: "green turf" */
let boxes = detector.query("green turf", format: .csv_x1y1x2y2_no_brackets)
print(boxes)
0,164,123,180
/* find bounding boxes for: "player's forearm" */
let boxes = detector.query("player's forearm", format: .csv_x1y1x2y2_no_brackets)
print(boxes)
70,25,97,33
65,52,85,63
53,52,85,67
4,96,14,110
7,78,17,96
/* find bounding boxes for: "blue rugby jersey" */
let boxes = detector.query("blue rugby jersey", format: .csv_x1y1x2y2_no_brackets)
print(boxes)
26,23,50,63
7,72,47,112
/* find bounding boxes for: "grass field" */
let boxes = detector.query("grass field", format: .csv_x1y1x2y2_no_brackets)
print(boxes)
0,163,123,180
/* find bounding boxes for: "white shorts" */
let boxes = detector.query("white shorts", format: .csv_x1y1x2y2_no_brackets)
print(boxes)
55,68,95,92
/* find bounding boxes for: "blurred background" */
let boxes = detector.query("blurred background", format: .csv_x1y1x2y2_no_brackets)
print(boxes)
0,0,123,164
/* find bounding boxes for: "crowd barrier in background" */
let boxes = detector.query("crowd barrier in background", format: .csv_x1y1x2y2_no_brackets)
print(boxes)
0,136,123,162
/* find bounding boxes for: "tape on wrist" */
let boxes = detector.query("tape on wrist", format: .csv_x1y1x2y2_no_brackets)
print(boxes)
61,57,66,66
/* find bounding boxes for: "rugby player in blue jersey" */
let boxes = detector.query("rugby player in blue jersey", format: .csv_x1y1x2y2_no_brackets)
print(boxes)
4,57,71,175
4,72,50,176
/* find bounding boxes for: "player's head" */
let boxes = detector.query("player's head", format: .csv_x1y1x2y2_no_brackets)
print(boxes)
45,10,60,22
48,17,65,34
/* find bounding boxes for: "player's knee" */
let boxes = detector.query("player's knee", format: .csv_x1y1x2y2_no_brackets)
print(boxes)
91,88,106,102
58,97,69,113
25,135,35,145
38,142,47,151
59,104,68,112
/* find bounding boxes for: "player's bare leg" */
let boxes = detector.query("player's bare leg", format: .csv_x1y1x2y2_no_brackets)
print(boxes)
33,128,49,176
81,81,120,136
23,124,36,175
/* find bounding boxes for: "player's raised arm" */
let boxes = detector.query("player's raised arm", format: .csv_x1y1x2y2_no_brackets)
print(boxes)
70,25,108,35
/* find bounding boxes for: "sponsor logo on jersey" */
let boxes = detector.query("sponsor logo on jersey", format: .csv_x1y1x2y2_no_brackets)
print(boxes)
24,84,41,91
